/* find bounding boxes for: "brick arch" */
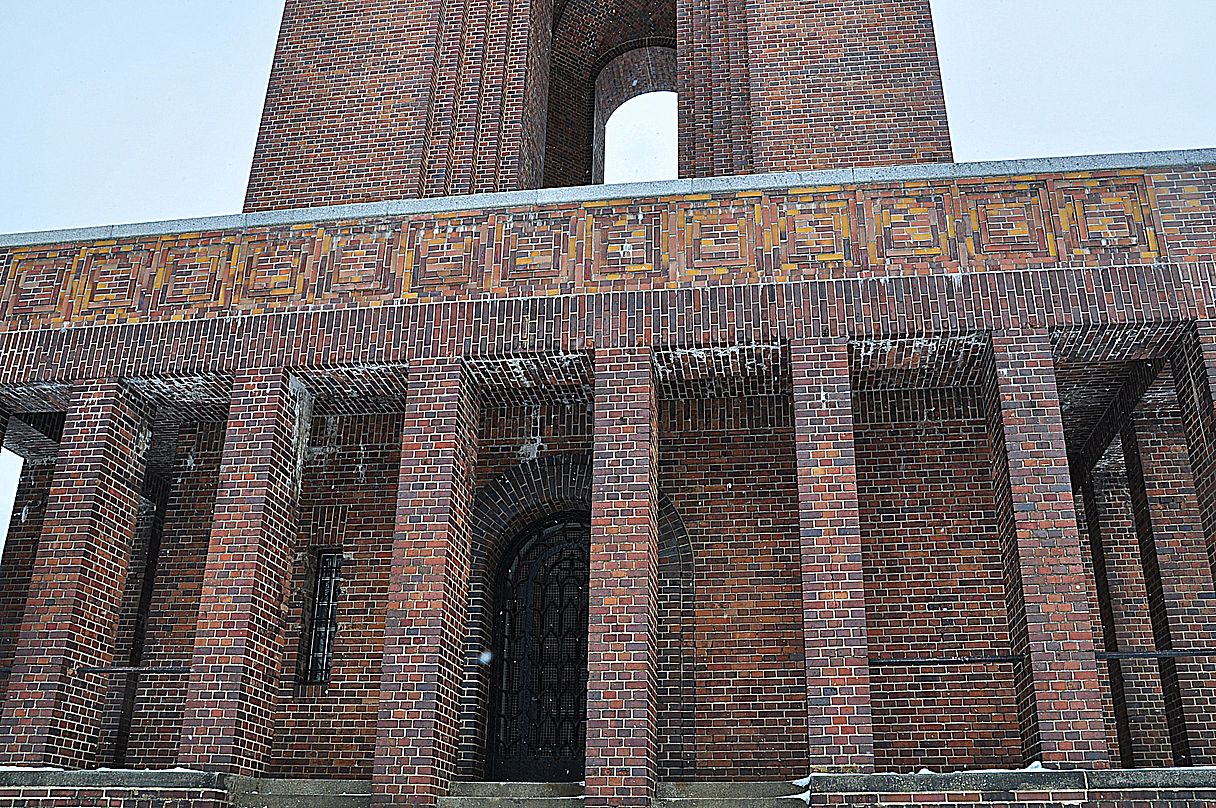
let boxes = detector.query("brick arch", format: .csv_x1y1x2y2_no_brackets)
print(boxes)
543,0,676,187
455,452,695,779
591,46,678,183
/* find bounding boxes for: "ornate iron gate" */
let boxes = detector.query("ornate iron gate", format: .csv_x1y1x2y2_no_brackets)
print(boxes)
488,514,590,781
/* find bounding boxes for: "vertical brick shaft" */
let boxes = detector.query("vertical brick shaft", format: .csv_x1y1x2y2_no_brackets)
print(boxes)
1170,321,1216,588
177,369,312,774
372,359,478,808
989,330,1109,765
1081,450,1172,767
790,337,873,771
585,347,659,807
0,381,150,767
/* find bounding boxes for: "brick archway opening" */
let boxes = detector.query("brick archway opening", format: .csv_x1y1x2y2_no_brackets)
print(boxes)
591,46,678,183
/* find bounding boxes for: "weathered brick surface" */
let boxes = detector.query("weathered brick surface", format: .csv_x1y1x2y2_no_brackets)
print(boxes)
791,337,873,770
177,370,311,774
659,396,807,778
1079,443,1173,768
5,0,1216,794
1124,382,1216,765
857,397,1022,771
372,360,478,807
745,0,951,173
987,331,1109,766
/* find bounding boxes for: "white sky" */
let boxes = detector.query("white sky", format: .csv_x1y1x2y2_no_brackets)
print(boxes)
0,0,1214,532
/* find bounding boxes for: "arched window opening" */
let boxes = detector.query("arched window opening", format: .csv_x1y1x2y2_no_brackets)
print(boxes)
591,46,678,184
602,91,679,184
541,0,677,189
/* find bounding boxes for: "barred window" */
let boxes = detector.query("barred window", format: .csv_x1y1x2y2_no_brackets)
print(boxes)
301,550,344,685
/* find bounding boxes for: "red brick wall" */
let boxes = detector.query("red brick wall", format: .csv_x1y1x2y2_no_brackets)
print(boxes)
659,396,808,779
269,413,400,777
745,0,952,173
856,391,1023,771
0,459,55,697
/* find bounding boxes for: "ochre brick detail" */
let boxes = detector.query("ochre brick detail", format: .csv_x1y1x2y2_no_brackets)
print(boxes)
0,381,151,767
790,337,873,770
372,360,478,807
585,347,659,806
177,370,312,773
0,170,1185,331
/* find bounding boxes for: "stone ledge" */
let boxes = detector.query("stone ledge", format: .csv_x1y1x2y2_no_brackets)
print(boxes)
0,768,226,790
1,147,1213,248
0,768,1213,797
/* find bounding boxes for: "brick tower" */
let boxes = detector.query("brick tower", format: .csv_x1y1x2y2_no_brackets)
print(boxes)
1,0,1216,807
243,0,952,209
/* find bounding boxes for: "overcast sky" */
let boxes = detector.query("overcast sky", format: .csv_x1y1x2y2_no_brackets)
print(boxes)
1,0,1214,534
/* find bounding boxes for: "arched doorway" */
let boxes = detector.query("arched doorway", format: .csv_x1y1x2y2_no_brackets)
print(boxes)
486,512,590,781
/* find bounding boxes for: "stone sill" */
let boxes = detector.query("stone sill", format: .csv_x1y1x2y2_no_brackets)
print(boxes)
2,148,1214,249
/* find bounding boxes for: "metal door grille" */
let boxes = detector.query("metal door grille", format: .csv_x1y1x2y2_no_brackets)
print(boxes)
489,515,589,781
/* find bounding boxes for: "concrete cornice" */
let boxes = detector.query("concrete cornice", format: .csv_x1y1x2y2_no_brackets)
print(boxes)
2,147,1214,249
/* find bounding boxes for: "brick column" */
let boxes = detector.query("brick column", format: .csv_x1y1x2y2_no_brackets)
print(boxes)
0,380,151,767
585,346,659,807
988,329,1109,766
789,337,873,771
372,359,478,808
177,369,312,774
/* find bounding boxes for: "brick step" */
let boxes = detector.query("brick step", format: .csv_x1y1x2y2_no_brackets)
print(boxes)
439,799,584,808
450,782,584,798
654,800,805,808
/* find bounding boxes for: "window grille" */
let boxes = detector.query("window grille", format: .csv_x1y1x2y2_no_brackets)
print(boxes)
302,550,343,685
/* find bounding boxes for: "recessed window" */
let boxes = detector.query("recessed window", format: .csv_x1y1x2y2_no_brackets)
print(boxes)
603,91,679,185
301,549,344,685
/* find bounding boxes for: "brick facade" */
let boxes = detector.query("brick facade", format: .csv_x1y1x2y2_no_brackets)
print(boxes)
3,0,1216,805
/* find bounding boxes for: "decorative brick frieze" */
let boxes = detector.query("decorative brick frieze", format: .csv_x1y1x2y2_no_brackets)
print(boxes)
790,336,873,770
987,330,1109,766
372,359,479,807
585,346,659,806
0,168,1194,333
0,380,153,767
177,369,314,773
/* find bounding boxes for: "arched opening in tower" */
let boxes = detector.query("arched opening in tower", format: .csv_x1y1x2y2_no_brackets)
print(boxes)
595,48,678,184
539,0,677,187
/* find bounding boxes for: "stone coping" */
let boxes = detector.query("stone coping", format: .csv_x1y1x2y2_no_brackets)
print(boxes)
1,147,1213,249
0,768,1212,793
